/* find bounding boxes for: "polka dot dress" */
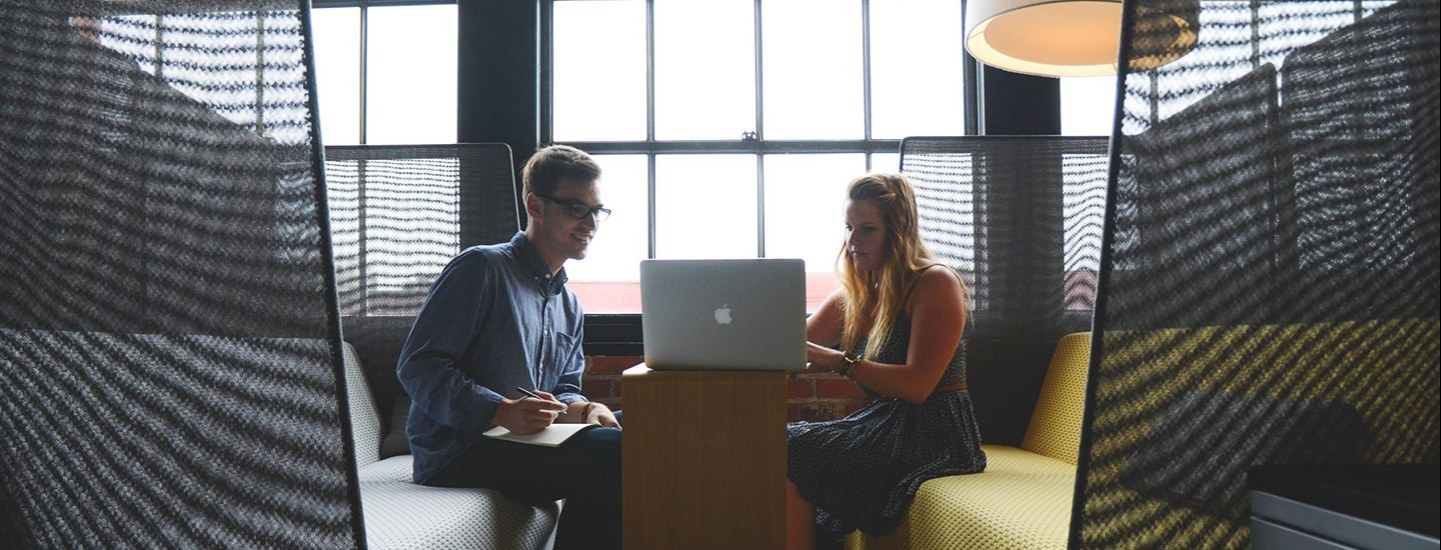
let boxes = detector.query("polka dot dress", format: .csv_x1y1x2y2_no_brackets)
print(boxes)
787,291,986,537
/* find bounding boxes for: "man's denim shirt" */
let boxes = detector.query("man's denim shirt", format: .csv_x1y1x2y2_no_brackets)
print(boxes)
398,232,587,483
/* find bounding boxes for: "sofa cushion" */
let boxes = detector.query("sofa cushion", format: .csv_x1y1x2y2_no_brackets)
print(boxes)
844,445,1074,550
1020,332,1091,465
344,342,384,468
341,316,416,456
380,394,413,459
906,445,1074,550
358,456,562,550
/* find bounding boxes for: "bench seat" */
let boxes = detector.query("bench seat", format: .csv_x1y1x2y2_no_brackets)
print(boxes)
356,455,561,549
906,445,1072,549
848,333,1090,550
343,343,562,549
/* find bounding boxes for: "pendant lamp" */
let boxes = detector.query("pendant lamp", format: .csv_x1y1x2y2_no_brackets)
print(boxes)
964,0,1200,77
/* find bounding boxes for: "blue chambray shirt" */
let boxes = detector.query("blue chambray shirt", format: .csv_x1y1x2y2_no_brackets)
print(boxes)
397,232,587,483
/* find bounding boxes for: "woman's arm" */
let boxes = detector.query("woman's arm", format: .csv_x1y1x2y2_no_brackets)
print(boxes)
805,288,847,348
810,267,967,404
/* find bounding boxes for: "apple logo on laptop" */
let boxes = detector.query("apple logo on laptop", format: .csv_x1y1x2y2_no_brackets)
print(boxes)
714,303,732,325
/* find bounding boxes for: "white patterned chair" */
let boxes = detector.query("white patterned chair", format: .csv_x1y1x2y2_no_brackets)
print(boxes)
342,343,563,549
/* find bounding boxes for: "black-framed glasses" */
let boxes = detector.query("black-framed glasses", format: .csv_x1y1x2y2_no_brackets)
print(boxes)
536,193,612,222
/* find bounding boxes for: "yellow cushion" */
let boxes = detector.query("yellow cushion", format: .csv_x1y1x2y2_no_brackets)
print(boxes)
847,445,1075,550
847,334,1089,550
843,518,909,550
1075,320,1438,547
909,445,1074,549
1020,332,1091,465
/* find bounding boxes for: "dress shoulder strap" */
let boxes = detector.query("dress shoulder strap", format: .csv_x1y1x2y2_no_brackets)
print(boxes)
901,263,950,306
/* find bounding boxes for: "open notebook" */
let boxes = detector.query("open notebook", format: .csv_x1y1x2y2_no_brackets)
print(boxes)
483,423,597,447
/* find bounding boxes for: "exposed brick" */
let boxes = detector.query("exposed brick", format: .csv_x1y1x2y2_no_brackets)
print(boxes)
786,404,807,423
589,355,643,375
787,379,815,399
840,400,871,416
787,402,845,423
816,379,868,399
580,378,613,401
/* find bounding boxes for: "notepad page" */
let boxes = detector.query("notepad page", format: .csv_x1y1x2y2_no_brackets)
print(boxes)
482,423,596,447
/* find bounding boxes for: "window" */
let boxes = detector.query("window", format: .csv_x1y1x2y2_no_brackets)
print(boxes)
311,2,457,145
1060,76,1116,313
1061,76,1118,136
96,12,313,145
547,0,970,313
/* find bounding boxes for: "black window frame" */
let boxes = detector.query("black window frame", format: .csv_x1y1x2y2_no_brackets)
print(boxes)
442,0,1059,355
311,0,458,145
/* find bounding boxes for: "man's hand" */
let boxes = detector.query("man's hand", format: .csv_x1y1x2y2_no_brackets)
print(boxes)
586,402,620,429
493,392,567,435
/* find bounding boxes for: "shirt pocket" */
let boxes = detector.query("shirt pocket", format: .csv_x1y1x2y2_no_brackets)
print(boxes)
548,331,580,375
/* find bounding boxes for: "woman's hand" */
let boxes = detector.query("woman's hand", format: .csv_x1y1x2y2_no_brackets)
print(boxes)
806,341,845,374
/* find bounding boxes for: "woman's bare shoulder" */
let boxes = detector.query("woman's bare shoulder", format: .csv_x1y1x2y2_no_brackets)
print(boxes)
909,264,965,303
815,287,850,315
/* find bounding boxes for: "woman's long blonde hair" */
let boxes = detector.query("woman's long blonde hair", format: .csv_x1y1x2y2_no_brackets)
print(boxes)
838,173,937,358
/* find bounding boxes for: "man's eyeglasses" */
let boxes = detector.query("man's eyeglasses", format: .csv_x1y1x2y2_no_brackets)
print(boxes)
536,193,612,222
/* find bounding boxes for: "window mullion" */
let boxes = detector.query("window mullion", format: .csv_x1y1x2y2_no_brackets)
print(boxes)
256,11,267,133
358,5,368,144
754,0,765,257
646,0,656,143
861,0,873,169
155,15,165,78
757,152,766,257
540,0,555,146
646,0,657,259
647,154,657,259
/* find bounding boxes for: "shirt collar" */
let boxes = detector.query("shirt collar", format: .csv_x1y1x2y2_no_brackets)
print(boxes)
510,231,569,290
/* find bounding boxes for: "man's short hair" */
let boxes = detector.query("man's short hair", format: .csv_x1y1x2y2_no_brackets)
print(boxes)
521,145,601,197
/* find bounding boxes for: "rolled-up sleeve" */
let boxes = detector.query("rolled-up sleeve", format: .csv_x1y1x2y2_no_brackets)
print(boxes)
396,251,503,439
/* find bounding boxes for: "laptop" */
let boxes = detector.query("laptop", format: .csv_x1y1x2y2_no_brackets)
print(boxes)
640,259,807,371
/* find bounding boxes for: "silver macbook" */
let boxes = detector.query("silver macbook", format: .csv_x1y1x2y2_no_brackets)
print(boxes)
640,259,807,371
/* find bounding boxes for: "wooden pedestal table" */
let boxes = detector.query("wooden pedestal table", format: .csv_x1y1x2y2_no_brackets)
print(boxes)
621,365,787,550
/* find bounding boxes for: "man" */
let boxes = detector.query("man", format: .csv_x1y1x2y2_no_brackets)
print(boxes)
398,145,621,549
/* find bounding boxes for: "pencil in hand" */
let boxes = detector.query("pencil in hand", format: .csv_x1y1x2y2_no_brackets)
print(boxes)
516,387,567,418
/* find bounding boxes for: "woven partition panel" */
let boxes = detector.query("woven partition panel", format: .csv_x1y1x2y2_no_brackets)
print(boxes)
901,137,1109,445
326,144,519,319
325,144,519,429
0,2,362,547
1075,0,1440,547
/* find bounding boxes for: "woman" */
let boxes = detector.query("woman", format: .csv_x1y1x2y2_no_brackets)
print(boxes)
787,173,985,549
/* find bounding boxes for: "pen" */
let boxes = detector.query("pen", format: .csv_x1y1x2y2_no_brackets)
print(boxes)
516,387,566,417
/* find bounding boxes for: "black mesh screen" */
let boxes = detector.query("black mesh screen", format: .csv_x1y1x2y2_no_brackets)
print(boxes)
1074,0,1440,547
902,136,1110,445
1,2,362,547
325,144,520,447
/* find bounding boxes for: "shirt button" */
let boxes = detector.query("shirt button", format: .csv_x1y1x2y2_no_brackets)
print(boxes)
544,274,551,279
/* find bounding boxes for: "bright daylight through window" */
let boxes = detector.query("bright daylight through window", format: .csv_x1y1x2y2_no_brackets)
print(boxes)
311,4,456,145
551,0,967,313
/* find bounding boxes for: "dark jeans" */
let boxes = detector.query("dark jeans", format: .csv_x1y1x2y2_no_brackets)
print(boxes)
428,413,623,550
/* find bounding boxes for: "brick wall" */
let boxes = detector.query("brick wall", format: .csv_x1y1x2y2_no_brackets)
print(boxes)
581,356,871,423
581,356,637,410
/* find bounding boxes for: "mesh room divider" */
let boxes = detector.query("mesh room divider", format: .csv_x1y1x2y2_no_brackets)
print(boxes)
1075,0,1439,547
901,136,1110,446
0,2,363,547
323,143,520,458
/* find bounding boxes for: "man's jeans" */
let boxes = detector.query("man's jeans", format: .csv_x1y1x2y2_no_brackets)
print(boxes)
427,413,622,550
